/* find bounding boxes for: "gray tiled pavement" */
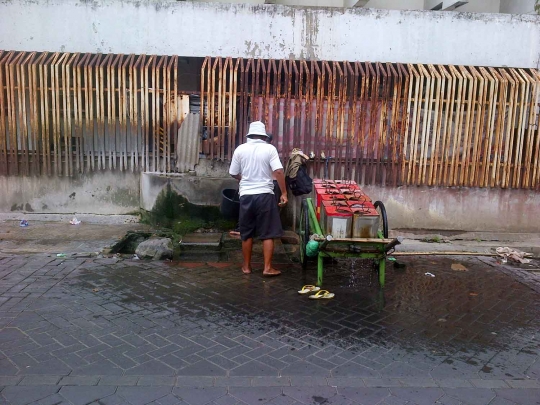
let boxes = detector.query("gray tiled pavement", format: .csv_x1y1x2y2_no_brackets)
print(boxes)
0,251,539,404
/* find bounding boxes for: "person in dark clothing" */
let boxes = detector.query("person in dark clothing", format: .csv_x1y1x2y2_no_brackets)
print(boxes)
229,121,287,277
229,132,282,236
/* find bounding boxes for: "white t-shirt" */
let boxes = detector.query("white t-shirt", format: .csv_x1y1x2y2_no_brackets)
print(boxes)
229,138,283,197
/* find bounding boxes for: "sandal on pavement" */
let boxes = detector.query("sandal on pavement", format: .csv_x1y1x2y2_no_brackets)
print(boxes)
308,290,335,300
298,285,321,295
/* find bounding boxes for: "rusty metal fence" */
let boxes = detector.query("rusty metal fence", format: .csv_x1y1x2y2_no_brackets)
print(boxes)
0,50,178,176
2,51,540,190
202,57,540,189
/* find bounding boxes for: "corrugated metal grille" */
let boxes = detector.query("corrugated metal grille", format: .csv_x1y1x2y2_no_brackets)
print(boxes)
2,51,540,190
0,51,178,176
202,58,540,189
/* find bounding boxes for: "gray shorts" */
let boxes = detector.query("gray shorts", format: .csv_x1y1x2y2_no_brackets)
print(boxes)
239,193,283,241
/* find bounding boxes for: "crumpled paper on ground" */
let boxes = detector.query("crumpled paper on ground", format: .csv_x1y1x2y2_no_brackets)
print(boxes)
496,247,532,264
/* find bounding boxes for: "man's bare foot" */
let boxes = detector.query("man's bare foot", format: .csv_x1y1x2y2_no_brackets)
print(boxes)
262,268,281,277
242,267,252,274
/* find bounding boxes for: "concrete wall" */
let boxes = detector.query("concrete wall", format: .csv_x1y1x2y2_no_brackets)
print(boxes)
0,172,140,215
1,1,539,68
140,172,238,211
363,186,540,233
140,172,540,232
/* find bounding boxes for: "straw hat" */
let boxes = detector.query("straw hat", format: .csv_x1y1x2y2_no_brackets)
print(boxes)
247,121,269,137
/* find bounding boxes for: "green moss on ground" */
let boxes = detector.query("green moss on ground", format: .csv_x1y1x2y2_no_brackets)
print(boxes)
140,184,236,237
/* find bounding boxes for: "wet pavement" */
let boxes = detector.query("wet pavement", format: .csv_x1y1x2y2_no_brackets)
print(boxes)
0,246,539,405
0,220,149,255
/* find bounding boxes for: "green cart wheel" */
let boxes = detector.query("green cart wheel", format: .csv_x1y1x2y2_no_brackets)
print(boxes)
374,201,388,239
299,199,310,270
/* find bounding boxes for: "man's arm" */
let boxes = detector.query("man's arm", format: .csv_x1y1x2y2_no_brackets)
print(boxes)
229,150,241,182
273,169,288,206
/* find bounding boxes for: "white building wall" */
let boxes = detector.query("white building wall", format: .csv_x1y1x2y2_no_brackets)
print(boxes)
364,0,425,9
0,1,538,69
500,0,536,13
456,0,501,13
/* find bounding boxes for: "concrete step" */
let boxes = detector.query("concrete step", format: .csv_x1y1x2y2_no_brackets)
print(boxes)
179,233,222,251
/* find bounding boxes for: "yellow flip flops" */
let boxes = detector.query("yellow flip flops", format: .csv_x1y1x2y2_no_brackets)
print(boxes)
308,290,335,300
298,285,321,295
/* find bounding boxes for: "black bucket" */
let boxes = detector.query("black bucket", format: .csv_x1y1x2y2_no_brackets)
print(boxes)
220,188,240,221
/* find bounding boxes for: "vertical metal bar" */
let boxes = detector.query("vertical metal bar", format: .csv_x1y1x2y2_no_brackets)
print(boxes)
151,56,157,171
51,53,63,175
396,64,410,186
426,65,442,186
200,57,207,156
404,64,420,185
515,69,534,188
488,67,507,188
478,67,497,188
528,70,540,189
356,62,367,184
27,52,40,176
509,68,527,189
417,64,433,186
227,59,240,161
0,51,8,175
73,53,84,173
6,52,22,175
210,58,218,160
39,53,52,175
219,57,226,161
65,53,78,176
16,53,30,176
170,56,178,172
499,69,516,188
465,67,489,186
447,65,464,187
457,66,474,186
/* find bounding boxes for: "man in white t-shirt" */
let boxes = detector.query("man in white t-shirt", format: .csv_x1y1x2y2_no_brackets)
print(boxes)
229,121,288,276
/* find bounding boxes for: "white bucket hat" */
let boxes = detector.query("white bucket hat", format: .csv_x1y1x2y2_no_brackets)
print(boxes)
247,121,269,137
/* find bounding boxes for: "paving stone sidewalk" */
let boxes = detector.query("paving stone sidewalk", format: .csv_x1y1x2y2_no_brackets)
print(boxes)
0,251,539,405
